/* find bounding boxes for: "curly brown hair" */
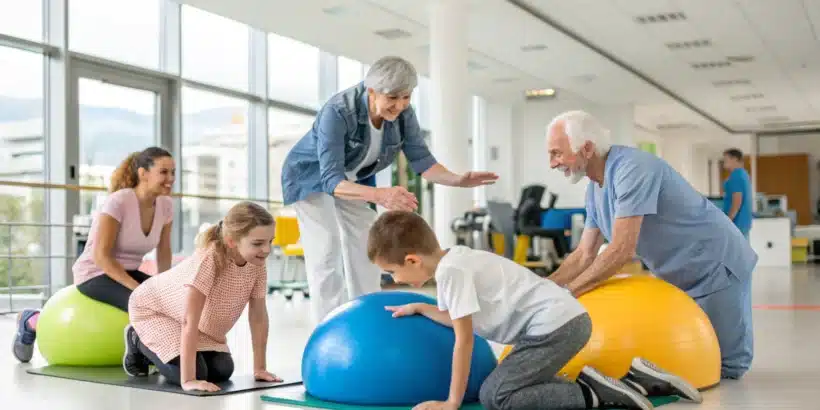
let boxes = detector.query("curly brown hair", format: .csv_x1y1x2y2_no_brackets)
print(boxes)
109,146,173,192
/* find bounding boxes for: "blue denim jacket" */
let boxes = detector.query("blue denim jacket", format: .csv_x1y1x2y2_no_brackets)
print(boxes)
281,82,438,205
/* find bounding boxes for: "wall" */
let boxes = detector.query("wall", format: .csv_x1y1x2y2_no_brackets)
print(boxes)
757,133,820,216
484,102,516,203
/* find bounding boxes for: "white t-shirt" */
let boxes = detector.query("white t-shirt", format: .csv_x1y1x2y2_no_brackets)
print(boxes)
346,120,384,180
435,246,586,344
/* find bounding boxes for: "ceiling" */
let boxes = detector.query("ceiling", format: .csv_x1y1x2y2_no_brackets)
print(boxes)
176,0,820,137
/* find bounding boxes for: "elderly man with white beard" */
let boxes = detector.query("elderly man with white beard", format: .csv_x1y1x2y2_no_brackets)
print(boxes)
544,110,758,381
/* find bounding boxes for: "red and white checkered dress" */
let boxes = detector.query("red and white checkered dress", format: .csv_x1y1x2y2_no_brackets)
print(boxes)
128,245,267,363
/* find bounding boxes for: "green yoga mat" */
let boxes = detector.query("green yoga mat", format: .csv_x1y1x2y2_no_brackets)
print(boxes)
261,385,680,410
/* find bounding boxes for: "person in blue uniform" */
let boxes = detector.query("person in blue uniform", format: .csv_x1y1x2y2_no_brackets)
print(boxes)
545,110,758,380
721,148,753,238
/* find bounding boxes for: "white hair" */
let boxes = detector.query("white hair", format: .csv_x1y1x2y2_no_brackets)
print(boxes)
364,56,418,95
548,110,612,156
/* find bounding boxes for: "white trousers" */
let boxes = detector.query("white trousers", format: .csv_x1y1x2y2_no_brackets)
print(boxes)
292,193,382,324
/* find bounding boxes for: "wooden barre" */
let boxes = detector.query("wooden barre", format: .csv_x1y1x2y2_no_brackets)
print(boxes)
0,179,283,206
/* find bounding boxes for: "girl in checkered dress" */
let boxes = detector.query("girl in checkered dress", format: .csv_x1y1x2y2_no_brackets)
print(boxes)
124,201,281,393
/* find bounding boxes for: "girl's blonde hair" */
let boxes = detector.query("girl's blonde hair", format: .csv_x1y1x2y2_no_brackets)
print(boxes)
197,201,274,268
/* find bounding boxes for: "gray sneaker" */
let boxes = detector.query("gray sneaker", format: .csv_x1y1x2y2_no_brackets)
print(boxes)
577,366,654,410
122,325,149,377
12,309,38,363
622,357,703,403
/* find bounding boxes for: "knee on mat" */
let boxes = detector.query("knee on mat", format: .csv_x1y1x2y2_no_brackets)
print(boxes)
479,383,503,410
208,355,235,382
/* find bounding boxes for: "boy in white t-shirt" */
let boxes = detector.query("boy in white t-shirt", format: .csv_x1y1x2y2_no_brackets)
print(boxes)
366,211,701,410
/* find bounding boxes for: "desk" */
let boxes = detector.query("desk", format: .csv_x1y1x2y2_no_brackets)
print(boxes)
749,217,792,267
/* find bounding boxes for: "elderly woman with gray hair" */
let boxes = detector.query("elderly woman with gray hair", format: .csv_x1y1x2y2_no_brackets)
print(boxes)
281,56,497,322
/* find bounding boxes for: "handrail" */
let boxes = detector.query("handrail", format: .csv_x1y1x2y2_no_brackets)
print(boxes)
0,179,284,206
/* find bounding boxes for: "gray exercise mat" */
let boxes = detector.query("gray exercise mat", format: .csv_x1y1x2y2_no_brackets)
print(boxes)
26,365,302,396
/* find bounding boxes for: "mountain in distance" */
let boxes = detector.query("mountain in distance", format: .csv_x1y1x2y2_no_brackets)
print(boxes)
0,95,245,167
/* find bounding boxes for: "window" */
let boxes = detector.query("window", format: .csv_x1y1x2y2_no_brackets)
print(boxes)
337,56,364,92
77,78,158,215
0,46,46,295
182,6,249,91
268,108,314,201
69,0,161,69
0,0,43,41
268,33,320,108
180,87,249,253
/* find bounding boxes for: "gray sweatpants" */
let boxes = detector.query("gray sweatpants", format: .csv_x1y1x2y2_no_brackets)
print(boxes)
479,313,592,410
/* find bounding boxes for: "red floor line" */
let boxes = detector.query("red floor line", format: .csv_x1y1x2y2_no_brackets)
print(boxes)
753,304,820,310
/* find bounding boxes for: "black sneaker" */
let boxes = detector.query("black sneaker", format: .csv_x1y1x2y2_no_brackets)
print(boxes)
122,325,149,377
622,357,703,403
577,366,654,410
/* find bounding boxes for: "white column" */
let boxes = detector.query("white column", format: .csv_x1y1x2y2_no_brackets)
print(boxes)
429,0,471,247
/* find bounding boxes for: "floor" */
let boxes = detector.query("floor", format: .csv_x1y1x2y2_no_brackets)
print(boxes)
2,264,819,409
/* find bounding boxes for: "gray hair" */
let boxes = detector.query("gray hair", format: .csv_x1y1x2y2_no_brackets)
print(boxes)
364,56,418,95
548,110,612,156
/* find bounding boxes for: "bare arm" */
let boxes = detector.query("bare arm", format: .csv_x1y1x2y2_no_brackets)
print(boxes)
446,315,474,407
248,297,269,372
567,216,642,297
156,222,173,273
727,192,742,220
332,180,380,202
93,215,141,290
549,228,604,287
180,286,207,385
421,163,463,186
415,303,454,327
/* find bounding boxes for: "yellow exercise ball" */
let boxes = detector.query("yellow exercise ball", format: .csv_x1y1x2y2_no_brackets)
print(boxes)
498,274,720,390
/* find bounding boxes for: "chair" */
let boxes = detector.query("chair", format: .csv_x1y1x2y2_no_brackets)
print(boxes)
514,185,570,259
268,215,309,300
486,201,550,273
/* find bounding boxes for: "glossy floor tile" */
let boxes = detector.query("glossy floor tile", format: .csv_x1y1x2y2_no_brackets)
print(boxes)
2,265,819,409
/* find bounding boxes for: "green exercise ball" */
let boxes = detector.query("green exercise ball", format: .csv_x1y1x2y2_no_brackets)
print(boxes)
37,285,130,366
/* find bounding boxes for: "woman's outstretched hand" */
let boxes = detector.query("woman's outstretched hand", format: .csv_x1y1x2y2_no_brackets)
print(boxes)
456,171,499,188
374,186,419,211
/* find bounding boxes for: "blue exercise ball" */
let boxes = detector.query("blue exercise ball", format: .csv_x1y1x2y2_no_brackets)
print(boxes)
302,291,498,406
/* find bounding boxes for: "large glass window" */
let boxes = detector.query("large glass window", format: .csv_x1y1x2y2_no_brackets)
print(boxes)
182,6,249,91
180,87,249,252
0,46,46,297
268,108,314,201
77,78,158,215
0,0,43,42
69,0,162,69
268,33,320,108
337,56,364,92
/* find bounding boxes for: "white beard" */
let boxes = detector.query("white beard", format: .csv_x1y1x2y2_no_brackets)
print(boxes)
559,166,587,184
567,169,586,184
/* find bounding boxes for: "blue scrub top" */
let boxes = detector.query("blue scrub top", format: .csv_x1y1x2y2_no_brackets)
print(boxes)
585,145,758,298
723,168,753,234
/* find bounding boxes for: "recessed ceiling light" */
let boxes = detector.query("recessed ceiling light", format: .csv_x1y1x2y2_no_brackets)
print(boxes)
373,29,412,40
520,44,547,52
727,55,755,63
731,93,765,101
525,88,556,99
713,79,751,87
634,12,686,24
322,6,350,16
666,39,712,50
691,61,732,69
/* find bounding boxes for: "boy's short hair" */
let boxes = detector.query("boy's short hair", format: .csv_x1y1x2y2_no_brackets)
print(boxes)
367,211,440,265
